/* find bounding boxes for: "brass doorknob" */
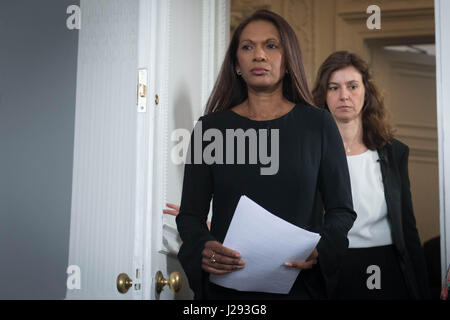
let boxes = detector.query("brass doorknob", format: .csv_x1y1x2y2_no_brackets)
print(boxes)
117,273,133,294
155,271,181,294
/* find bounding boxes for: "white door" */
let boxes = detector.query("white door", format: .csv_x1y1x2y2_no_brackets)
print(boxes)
66,0,229,300
65,0,142,300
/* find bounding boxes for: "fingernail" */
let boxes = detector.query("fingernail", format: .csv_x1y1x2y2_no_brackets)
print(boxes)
284,262,293,267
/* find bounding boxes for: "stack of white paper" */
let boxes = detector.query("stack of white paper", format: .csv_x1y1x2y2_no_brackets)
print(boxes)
210,195,321,294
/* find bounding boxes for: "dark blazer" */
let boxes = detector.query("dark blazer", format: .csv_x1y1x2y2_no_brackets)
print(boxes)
377,139,431,299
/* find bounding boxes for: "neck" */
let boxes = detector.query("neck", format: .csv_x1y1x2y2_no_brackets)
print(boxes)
245,85,291,120
335,117,364,149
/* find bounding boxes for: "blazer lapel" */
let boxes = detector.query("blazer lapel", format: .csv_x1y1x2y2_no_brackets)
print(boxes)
377,146,404,251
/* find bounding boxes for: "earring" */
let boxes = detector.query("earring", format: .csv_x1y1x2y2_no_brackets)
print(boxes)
237,70,242,76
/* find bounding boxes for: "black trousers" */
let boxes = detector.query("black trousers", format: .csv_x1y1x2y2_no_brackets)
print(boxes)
335,244,410,300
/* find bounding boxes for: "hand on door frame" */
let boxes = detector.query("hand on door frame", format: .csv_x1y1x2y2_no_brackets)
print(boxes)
163,203,211,230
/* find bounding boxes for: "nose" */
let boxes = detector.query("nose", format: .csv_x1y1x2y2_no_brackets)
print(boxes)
253,45,267,61
339,87,349,101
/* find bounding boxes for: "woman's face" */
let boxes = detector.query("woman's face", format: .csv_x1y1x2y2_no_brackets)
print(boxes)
326,66,366,123
235,20,286,91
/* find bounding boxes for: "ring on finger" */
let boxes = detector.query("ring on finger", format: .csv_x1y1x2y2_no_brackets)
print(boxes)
209,253,216,264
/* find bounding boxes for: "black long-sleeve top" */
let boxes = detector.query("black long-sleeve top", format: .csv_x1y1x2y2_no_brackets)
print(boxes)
176,103,356,299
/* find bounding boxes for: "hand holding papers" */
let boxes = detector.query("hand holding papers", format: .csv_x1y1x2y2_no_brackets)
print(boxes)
210,195,321,294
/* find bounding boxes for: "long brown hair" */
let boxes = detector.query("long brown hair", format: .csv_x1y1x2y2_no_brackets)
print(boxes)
204,9,313,115
312,51,394,149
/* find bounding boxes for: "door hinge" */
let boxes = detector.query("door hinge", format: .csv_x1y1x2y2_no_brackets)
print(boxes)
134,268,142,291
137,69,147,113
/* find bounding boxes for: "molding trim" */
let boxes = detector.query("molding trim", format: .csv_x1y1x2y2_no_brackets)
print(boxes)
201,0,215,113
395,122,438,163
155,0,171,256
396,122,438,140
339,7,434,24
284,0,315,83
408,147,438,164
230,0,270,34
390,61,436,79
334,0,435,60
200,0,230,113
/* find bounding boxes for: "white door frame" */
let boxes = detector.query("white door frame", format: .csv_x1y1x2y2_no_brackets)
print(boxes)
435,0,450,283
137,0,230,299
134,0,159,300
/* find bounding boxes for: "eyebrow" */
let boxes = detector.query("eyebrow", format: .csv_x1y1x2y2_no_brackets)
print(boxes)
328,80,360,85
239,38,280,44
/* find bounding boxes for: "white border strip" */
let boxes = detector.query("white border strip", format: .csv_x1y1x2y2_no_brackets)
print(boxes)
435,0,449,283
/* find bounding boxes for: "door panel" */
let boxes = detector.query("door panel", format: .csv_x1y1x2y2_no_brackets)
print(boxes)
66,0,141,299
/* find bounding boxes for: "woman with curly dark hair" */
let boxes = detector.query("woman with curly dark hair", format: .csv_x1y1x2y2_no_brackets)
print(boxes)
312,50,430,299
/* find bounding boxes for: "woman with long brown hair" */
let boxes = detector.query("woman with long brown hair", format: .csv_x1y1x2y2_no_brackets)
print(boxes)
312,50,430,299
175,10,356,300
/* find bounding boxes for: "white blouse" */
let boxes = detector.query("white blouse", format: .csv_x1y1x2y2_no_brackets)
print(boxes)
346,149,393,248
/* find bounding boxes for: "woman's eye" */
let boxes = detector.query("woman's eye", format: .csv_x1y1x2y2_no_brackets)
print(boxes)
242,45,252,50
267,43,278,49
349,85,358,90
328,87,338,91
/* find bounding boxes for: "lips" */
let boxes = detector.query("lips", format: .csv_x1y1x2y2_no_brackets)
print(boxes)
250,68,268,75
